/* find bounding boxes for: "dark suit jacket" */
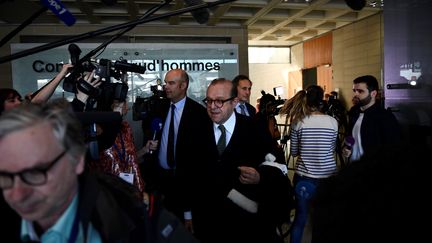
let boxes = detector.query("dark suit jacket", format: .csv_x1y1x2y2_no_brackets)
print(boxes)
193,113,272,243
245,102,257,116
143,97,211,217
81,172,200,243
236,102,257,117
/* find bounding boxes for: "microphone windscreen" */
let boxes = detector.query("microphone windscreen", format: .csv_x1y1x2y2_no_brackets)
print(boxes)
183,0,210,24
151,117,163,132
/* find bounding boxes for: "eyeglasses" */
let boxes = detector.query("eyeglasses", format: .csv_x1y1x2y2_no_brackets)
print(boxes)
202,97,235,108
0,151,67,190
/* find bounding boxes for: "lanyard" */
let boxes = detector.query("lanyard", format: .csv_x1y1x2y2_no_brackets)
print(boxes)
68,212,80,243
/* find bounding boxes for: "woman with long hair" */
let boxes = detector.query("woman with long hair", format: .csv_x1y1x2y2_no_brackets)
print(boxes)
279,85,338,243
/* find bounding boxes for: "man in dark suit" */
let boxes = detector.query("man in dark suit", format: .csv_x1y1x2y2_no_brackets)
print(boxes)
142,69,211,232
193,78,281,243
232,74,257,117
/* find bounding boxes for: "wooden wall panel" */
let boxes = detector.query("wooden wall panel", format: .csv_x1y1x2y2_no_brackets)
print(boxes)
304,33,332,69
317,65,333,93
288,70,303,98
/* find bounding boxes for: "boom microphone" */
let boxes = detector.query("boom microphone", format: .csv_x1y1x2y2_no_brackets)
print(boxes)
40,0,76,26
344,136,355,150
149,117,163,154
184,0,210,24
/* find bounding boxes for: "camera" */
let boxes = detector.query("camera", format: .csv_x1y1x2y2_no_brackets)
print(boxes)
88,58,145,80
259,91,285,117
64,58,145,93
63,44,145,102
132,82,169,121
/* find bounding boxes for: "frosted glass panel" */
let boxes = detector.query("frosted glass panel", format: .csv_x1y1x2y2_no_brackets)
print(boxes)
11,43,239,104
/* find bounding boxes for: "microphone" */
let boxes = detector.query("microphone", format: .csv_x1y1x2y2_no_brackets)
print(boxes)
344,136,355,150
40,0,76,26
149,117,163,154
68,43,81,65
183,0,210,24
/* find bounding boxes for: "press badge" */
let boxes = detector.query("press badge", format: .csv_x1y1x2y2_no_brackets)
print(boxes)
119,172,134,185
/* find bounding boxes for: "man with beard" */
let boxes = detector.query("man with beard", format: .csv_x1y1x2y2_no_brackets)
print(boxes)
343,75,401,162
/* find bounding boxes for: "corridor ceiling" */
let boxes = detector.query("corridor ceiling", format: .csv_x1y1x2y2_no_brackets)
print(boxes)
0,0,383,46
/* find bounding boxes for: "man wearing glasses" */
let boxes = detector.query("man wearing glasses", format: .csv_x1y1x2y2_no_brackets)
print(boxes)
0,100,196,243
193,78,278,243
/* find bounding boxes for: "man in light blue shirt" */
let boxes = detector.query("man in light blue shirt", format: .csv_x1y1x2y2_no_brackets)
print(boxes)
0,100,197,243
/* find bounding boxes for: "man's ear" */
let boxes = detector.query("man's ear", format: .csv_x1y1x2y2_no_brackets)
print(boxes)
180,81,187,90
75,154,85,175
371,90,378,98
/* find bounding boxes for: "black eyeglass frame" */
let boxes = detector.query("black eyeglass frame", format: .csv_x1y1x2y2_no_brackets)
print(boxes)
202,97,235,108
0,150,67,190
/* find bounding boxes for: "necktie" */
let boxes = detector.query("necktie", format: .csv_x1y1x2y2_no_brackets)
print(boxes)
239,104,247,115
217,125,226,155
167,104,176,168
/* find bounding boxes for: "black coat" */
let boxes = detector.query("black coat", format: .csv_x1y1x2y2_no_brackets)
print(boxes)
348,102,402,155
193,113,277,243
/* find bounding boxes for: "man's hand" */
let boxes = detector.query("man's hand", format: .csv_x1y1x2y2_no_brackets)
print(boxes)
342,146,352,158
136,140,159,158
76,70,101,103
238,166,260,184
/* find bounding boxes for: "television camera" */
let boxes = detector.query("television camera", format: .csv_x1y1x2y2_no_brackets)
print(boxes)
132,79,169,121
62,44,146,159
259,90,285,117
63,44,145,106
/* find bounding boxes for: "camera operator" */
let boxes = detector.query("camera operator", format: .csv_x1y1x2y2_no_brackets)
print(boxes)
255,91,285,163
323,91,348,129
321,91,348,166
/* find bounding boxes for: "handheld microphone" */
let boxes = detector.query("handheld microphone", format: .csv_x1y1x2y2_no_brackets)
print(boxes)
40,0,76,26
344,136,355,150
149,117,163,154
183,0,210,24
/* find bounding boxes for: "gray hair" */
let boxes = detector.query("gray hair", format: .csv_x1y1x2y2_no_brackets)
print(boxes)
0,98,87,161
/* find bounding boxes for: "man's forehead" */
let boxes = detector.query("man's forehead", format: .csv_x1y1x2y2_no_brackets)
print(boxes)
239,79,251,86
208,84,230,96
353,83,368,89
0,123,54,170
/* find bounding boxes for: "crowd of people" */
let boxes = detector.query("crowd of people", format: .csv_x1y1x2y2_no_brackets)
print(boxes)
1,67,425,243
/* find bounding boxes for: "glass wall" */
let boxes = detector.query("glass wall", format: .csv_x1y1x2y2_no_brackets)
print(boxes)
11,43,238,104
11,43,239,147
